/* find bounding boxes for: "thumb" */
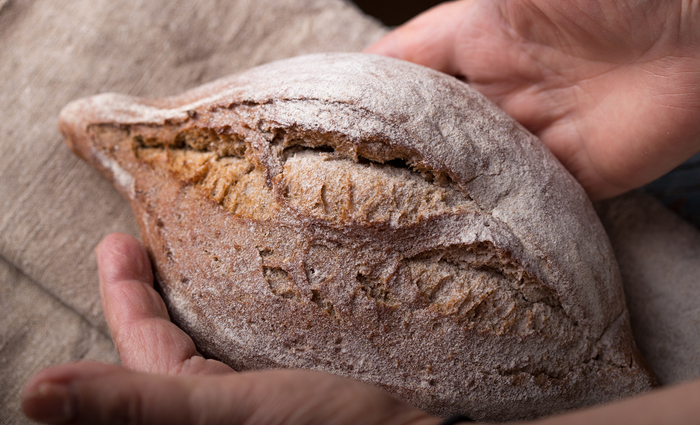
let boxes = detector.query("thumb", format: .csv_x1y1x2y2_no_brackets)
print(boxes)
23,362,439,425
364,0,475,76
22,362,251,425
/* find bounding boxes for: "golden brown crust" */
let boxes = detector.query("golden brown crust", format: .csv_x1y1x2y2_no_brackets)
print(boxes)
59,53,656,421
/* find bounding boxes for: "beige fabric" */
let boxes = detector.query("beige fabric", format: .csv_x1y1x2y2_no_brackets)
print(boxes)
0,0,384,421
597,193,700,385
0,0,698,422
0,256,119,425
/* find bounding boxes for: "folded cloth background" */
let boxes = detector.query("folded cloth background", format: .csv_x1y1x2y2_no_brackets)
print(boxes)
0,0,698,423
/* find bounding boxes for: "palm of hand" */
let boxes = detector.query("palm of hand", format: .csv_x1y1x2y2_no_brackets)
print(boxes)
367,0,700,199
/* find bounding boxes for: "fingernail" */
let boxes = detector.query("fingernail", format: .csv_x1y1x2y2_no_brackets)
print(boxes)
23,382,75,424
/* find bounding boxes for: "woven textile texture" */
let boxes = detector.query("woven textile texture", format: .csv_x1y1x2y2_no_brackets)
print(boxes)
0,0,698,422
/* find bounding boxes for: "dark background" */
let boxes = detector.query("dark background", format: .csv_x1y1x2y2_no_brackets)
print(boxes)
350,0,445,26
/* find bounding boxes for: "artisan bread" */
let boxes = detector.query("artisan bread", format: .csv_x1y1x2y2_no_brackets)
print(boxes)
59,53,656,421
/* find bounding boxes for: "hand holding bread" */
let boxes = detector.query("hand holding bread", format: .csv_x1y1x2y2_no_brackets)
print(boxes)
57,53,654,420
21,233,700,425
366,0,700,200
24,0,700,422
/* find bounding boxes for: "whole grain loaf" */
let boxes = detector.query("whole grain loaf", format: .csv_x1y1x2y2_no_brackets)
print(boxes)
59,53,656,421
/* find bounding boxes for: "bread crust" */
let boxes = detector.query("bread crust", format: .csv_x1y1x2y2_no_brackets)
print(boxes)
59,53,656,421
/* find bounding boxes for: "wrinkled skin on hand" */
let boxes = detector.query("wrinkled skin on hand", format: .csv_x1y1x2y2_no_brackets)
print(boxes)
366,0,700,199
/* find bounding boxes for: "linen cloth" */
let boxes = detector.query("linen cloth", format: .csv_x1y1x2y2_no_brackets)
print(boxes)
0,0,383,421
0,0,698,422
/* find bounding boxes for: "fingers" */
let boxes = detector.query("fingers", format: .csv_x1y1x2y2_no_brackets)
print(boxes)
533,378,700,425
97,233,232,375
22,363,248,425
22,363,439,425
364,0,476,76
22,362,700,425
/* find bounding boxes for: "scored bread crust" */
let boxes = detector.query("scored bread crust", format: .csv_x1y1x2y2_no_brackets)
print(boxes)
59,53,656,420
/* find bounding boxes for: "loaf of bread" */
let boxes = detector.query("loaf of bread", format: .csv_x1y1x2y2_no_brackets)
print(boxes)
59,53,656,421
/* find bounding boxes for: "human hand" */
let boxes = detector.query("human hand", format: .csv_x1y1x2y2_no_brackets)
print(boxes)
21,233,438,425
21,233,700,424
366,0,700,200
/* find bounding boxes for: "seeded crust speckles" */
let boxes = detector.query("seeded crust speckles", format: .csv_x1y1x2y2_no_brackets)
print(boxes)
59,53,656,421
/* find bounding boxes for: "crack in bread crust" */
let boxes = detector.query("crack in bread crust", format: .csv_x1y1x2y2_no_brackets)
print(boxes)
129,122,479,225
278,150,476,227
106,123,574,339
403,244,571,337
